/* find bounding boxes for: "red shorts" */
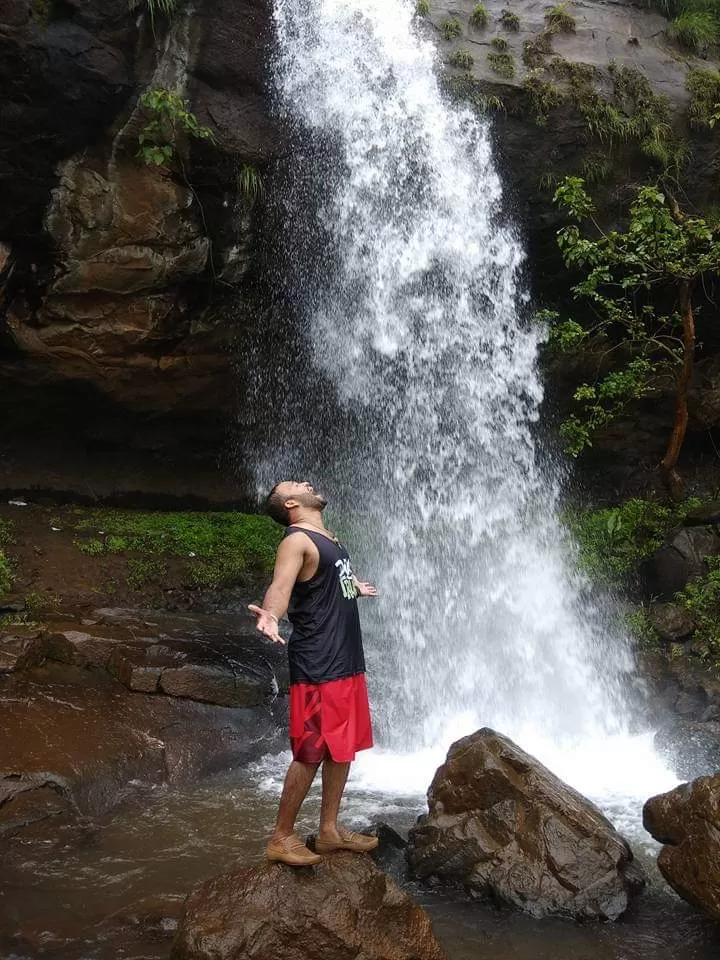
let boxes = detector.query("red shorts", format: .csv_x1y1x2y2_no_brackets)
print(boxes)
289,673,373,764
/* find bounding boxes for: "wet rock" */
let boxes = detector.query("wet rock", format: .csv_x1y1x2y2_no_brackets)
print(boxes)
0,784,76,837
0,630,74,673
648,603,695,643
682,501,720,526
0,633,47,673
655,720,720,780
643,774,720,921
641,526,720,600
407,728,644,921
171,853,447,960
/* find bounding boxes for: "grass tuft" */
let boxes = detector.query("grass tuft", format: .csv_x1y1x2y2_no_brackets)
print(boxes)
416,0,430,15
668,10,719,51
500,8,520,30
449,49,475,69
545,2,576,33
487,50,516,78
469,3,489,28
687,67,720,128
522,31,554,67
441,16,462,39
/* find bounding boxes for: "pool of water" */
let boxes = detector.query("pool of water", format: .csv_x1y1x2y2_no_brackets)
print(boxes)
2,754,719,960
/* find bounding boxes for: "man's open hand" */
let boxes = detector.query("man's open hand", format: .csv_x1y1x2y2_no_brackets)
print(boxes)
354,580,378,598
248,604,285,645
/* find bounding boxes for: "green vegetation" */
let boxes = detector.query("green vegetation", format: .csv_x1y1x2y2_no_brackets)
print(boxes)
137,88,214,167
449,49,475,69
625,608,657,644
675,560,720,661
441,17,463,39
549,177,720,496
522,31,554,68
668,10,719,50
644,0,720,53
443,73,505,112
469,4,489,28
545,2,576,33
687,67,720,128
0,520,13,599
580,150,611,183
522,72,564,122
487,50,516,78
567,497,701,583
559,62,684,170
500,8,521,30
64,509,282,589
0,553,11,599
237,164,264,201
416,0,430,14
548,56,596,84
492,36,509,51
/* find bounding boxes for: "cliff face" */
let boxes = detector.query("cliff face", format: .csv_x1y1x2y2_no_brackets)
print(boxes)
427,0,720,287
1,0,719,500
0,0,280,501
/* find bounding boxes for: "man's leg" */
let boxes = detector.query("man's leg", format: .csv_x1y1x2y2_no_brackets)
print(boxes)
315,756,378,853
317,757,351,842
271,759,320,840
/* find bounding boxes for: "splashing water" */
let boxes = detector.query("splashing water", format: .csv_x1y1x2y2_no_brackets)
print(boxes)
254,0,679,817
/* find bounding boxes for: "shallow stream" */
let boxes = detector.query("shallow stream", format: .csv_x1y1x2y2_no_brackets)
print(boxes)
3,753,719,960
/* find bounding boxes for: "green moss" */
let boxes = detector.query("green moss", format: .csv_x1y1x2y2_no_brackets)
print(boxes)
687,67,720,128
127,557,168,589
469,4,489,28
492,36,509,51
449,49,475,69
545,2,576,33
500,8,520,30
566,497,703,584
66,509,282,589
522,31,554,68
416,0,430,14
487,50,516,78
441,17,463,40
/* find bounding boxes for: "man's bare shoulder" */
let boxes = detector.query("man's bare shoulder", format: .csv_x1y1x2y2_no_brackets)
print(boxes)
277,529,316,556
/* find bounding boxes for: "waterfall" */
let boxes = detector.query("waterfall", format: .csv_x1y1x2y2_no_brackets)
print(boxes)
252,0,677,809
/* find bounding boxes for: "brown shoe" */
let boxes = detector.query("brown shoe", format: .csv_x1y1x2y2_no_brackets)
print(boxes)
266,834,322,866
315,828,379,854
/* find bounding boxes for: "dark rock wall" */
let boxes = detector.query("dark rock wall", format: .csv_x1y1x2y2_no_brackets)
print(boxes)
0,0,281,501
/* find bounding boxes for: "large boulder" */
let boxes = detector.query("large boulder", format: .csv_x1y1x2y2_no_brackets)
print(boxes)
643,774,720,921
407,728,644,920
641,525,720,601
171,853,447,960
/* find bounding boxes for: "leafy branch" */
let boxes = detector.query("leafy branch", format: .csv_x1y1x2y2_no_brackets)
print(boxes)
137,88,215,167
547,176,720,496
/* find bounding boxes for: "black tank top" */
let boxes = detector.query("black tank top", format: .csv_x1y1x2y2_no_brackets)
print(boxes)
284,526,366,685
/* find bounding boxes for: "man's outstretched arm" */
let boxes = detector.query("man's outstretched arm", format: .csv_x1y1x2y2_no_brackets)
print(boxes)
249,536,305,645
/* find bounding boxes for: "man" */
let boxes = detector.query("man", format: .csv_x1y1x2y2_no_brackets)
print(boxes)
249,480,379,866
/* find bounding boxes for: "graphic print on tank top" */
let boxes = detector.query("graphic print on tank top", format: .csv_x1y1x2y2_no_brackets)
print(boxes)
283,526,366,685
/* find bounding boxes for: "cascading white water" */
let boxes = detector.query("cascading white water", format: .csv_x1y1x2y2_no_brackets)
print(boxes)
259,0,678,815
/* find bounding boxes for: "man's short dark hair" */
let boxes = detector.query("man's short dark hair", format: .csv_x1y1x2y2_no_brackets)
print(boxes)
266,483,290,526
